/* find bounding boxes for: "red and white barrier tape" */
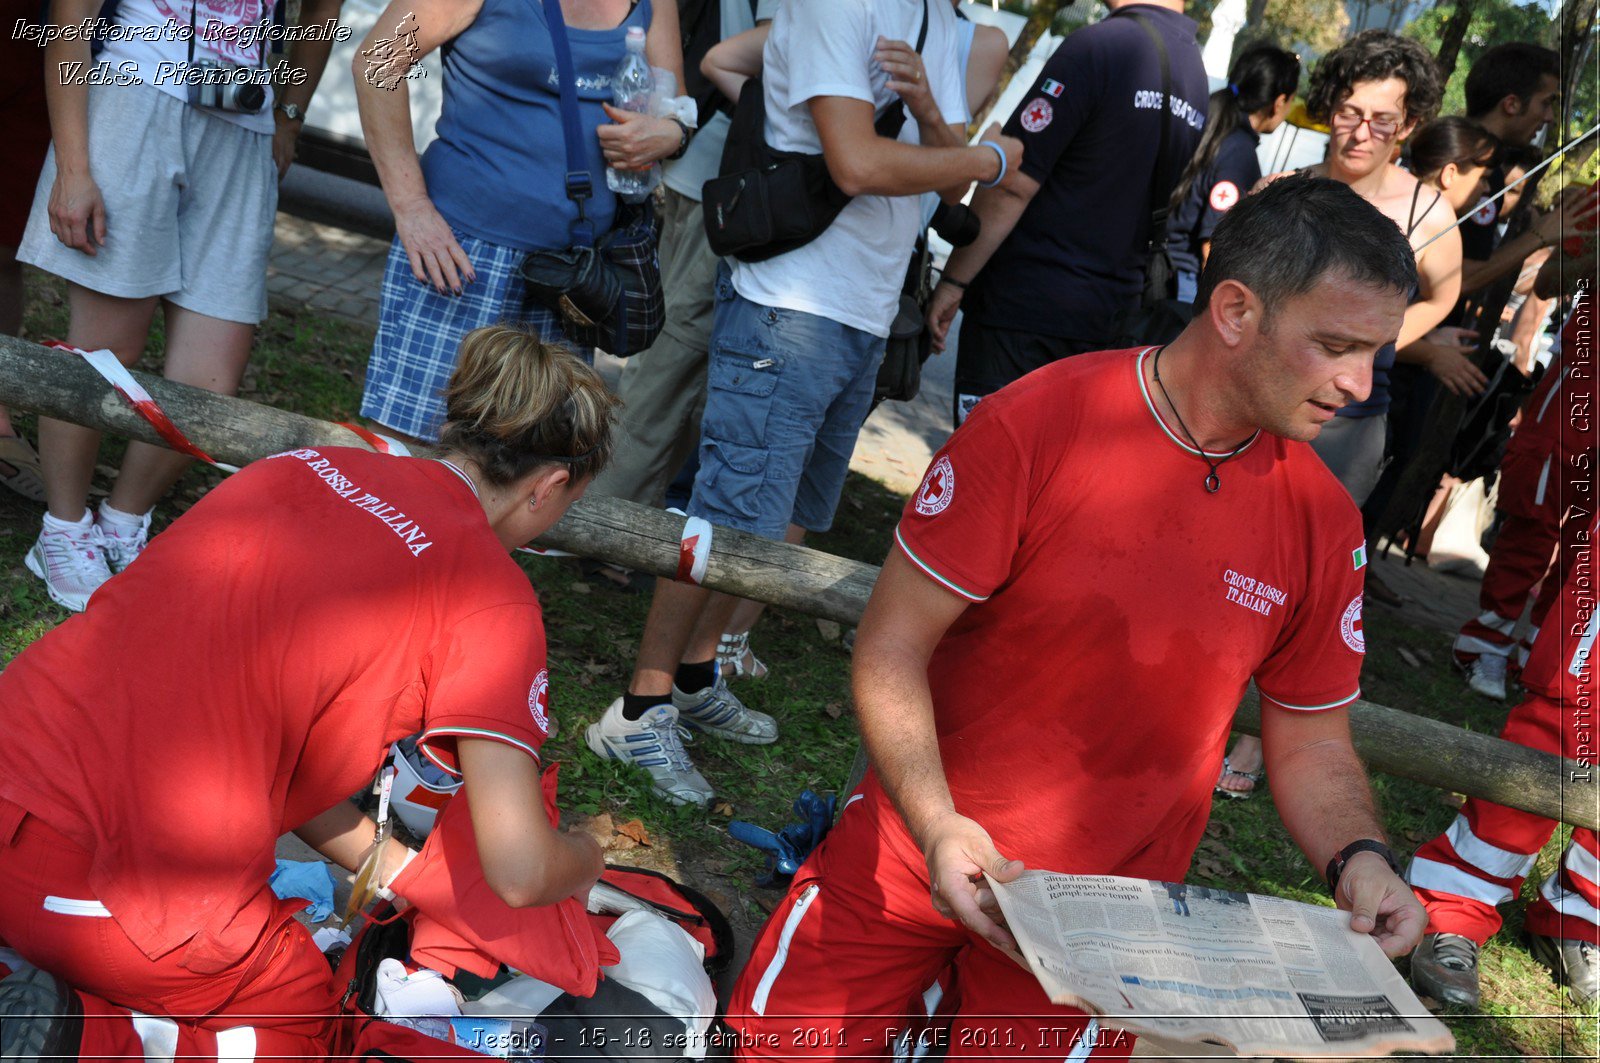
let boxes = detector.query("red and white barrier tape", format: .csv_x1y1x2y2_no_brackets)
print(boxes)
672,510,713,585
337,421,413,457
47,341,240,473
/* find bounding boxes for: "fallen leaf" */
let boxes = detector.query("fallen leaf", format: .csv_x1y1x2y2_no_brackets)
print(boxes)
711,801,735,817
569,581,592,595
608,832,638,852
1397,647,1421,669
615,819,652,847
583,660,611,675
824,701,844,720
816,619,841,643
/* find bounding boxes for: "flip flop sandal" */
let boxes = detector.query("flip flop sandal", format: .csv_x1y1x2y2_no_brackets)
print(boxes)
1214,756,1263,800
716,630,769,681
0,434,46,503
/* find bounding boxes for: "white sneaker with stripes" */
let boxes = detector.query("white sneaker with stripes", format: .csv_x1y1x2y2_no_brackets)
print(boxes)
673,663,778,744
586,699,713,807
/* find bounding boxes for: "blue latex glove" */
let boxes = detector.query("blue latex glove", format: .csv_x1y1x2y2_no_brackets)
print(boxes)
269,859,337,922
729,790,837,886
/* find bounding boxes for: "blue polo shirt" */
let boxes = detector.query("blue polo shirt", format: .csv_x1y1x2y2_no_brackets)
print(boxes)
964,5,1208,343
1167,119,1261,280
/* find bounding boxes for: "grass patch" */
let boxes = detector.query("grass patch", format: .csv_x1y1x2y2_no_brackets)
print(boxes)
5,267,1597,1053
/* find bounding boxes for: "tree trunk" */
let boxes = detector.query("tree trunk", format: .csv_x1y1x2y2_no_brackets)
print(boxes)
1246,0,1270,31
970,0,1066,130
1560,0,1597,142
1435,0,1478,81
0,333,1595,830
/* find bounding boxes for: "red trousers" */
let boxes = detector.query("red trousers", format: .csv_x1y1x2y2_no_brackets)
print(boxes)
1407,693,1600,946
1456,449,1572,664
0,800,338,1059
725,783,1136,1061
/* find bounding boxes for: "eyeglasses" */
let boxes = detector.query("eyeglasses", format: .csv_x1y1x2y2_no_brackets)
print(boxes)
1330,106,1403,140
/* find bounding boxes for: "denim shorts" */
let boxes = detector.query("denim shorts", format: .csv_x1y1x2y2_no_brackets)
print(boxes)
687,266,885,539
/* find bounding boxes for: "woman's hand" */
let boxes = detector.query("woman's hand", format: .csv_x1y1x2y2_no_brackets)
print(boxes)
876,36,938,126
48,169,107,255
598,105,682,170
392,195,476,295
1418,327,1488,396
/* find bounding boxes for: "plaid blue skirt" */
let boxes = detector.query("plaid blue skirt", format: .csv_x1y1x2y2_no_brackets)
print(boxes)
361,228,587,441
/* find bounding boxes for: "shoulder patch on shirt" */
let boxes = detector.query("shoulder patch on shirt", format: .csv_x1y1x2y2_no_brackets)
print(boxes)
1208,180,1240,212
1341,595,1365,653
1041,78,1065,98
1352,545,1367,571
915,455,956,516
1020,97,1053,133
529,669,550,736
1470,199,1498,227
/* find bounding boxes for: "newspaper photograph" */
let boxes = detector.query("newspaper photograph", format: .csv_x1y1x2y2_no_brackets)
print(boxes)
986,871,1455,1058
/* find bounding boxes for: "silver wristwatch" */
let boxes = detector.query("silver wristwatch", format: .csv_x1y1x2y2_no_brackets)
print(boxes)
275,102,306,122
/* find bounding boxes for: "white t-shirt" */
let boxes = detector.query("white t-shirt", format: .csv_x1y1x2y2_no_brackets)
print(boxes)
98,0,276,134
662,0,781,200
730,0,966,338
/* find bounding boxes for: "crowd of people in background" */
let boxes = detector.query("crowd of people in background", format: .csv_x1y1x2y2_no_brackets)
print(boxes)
0,0,1598,1053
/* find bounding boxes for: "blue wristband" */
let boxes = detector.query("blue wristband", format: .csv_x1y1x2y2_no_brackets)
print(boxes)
977,140,1006,189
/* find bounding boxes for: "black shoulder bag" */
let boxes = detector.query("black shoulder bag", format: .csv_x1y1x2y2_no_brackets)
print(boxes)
1107,13,1194,348
520,0,665,356
702,0,928,261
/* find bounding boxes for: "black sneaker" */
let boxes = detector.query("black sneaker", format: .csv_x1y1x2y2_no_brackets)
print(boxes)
0,967,84,1059
1410,932,1481,1007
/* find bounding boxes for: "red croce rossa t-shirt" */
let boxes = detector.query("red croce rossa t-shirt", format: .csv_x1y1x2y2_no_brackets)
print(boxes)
891,348,1367,880
0,448,551,972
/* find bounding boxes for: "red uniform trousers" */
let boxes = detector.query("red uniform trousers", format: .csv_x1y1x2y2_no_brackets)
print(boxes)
0,800,339,1059
725,783,1137,1061
1456,447,1572,666
1407,692,1600,947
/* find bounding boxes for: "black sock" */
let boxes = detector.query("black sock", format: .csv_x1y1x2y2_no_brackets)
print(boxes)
621,693,666,721
673,659,716,693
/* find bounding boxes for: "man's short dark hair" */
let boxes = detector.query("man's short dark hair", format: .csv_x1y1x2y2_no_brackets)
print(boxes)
1305,30,1443,126
1195,174,1417,319
1464,43,1560,119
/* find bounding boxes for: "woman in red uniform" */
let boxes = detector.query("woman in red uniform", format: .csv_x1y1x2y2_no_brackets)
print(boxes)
0,325,616,1058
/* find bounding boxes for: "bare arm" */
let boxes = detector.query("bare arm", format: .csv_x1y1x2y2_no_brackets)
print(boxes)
964,25,1008,120
701,23,767,102
294,798,413,881
854,549,1021,950
810,96,1014,199
870,37,964,200
597,0,685,170
43,0,103,254
271,0,348,178
353,0,483,294
1261,706,1426,957
458,738,603,908
925,171,1041,351
1394,199,1487,395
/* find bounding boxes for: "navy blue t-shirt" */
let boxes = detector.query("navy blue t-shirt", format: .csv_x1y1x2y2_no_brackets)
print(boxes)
965,5,1208,342
1167,120,1261,279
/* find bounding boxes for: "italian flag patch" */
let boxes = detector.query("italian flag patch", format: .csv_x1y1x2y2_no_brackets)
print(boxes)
1352,545,1367,571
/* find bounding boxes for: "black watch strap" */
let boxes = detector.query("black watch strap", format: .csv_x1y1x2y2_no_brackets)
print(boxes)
666,116,693,161
1325,839,1400,892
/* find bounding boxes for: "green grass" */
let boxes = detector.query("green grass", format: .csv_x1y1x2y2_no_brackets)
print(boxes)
6,268,1598,1055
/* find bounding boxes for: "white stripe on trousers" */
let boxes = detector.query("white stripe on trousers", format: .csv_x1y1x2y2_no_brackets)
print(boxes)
1407,857,1516,906
1445,815,1541,880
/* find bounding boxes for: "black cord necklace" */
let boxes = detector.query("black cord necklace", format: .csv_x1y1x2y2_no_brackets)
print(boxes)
1151,346,1254,494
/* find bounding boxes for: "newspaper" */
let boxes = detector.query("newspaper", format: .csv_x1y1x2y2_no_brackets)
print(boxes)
986,871,1454,1058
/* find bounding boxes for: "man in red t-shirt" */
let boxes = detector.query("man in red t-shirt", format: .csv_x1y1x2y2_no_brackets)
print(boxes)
724,176,1431,1058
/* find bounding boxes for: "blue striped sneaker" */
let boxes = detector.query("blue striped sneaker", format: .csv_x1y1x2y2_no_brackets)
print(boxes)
586,699,713,807
672,663,778,744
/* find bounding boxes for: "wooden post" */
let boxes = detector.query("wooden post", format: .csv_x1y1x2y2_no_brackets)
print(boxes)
1,334,1595,830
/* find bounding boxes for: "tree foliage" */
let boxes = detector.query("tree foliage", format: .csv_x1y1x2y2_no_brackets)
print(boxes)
1403,0,1559,117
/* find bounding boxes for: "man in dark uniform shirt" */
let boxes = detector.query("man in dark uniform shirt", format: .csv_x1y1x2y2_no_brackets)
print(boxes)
926,0,1208,423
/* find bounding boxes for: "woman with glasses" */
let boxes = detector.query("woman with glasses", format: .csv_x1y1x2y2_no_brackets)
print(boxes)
1220,32,1461,800
0,326,614,1058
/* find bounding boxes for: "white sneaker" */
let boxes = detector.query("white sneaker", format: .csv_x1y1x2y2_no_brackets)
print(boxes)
25,520,113,612
1461,653,1509,701
98,508,151,573
586,699,713,807
673,663,778,744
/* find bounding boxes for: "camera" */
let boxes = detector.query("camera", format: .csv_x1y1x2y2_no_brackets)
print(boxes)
187,60,267,114
930,201,981,248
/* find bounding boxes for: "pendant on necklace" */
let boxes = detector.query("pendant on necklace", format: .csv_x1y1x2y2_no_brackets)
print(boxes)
1204,472,1221,494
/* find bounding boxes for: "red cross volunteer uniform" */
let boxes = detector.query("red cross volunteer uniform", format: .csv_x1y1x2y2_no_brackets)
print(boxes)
0,447,553,1058
726,347,1367,1058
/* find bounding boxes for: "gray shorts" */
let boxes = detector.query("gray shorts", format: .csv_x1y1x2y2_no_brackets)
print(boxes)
18,82,276,324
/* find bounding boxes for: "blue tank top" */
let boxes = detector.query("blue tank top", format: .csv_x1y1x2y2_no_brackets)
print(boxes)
424,0,652,252
1336,181,1437,419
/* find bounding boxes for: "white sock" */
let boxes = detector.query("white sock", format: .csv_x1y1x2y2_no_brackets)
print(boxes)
42,510,93,534
98,501,150,535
